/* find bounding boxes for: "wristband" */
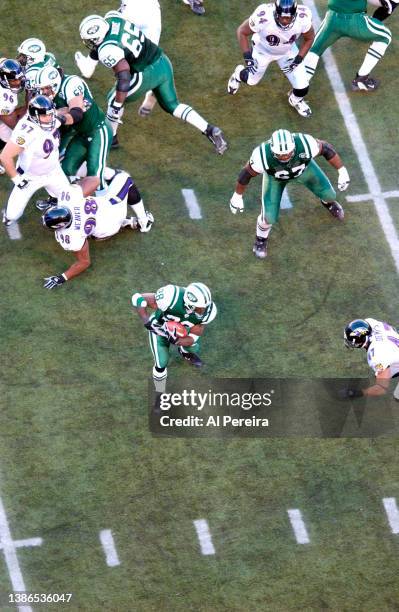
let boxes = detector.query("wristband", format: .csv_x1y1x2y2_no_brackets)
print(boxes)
111,101,123,109
132,293,147,307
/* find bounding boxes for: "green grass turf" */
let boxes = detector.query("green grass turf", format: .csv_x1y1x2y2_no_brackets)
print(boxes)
1,0,399,610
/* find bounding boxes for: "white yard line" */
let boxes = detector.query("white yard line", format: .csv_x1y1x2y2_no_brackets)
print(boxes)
0,538,42,550
99,530,120,567
281,189,293,210
181,189,202,219
307,0,399,274
193,519,216,555
347,190,399,203
383,498,399,534
287,509,310,544
0,494,39,612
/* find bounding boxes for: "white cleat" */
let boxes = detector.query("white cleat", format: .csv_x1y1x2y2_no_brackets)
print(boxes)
74,52,97,79
288,91,312,118
122,216,139,230
137,211,154,233
138,91,157,117
227,65,244,95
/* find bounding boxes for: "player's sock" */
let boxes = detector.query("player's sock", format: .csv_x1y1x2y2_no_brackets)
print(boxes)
304,51,319,80
173,104,208,132
256,214,272,239
358,41,389,76
129,199,146,220
153,366,167,393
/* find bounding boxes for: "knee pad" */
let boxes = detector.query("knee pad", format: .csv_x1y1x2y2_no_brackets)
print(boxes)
127,182,142,206
293,86,309,98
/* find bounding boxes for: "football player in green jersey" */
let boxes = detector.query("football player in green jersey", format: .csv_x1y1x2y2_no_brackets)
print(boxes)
78,12,227,154
305,0,392,91
35,65,112,199
230,128,350,259
132,283,217,391
16,38,62,93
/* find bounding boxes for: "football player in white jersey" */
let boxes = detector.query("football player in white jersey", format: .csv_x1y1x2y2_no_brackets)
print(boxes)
41,170,154,288
0,95,74,226
227,0,315,117
75,0,162,117
344,318,399,398
0,59,26,174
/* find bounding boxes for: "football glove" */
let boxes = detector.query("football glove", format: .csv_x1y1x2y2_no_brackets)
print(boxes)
283,54,304,74
43,274,66,290
337,167,350,192
12,175,30,190
243,51,257,75
106,101,123,124
144,319,168,338
230,192,244,214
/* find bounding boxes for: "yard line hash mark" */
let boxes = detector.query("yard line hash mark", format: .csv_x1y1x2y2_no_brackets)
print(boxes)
287,509,310,544
383,498,399,534
99,530,121,567
0,492,43,612
308,0,399,274
193,519,216,555
181,189,202,219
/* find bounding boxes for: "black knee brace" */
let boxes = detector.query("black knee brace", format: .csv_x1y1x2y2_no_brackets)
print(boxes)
127,182,142,206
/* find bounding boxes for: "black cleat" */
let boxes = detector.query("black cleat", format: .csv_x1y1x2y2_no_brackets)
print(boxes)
183,0,205,15
178,347,203,367
205,124,227,155
321,200,344,221
111,134,120,149
36,196,58,212
252,237,268,259
351,74,380,92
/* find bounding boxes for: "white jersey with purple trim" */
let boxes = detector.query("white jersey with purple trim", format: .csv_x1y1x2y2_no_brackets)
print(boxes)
55,171,133,252
366,318,399,375
119,0,162,44
10,114,61,175
249,3,312,57
0,84,19,141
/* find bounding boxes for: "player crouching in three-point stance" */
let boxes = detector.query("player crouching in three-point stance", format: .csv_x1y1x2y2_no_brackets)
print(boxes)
228,0,315,118
343,318,399,399
132,283,217,392
230,128,350,259
41,170,153,289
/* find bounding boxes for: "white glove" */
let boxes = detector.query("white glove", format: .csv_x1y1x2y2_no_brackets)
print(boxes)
230,192,244,214
74,51,98,79
337,166,350,192
106,101,123,125
12,174,30,190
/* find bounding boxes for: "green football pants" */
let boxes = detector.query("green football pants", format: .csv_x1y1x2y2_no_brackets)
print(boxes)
149,331,201,370
311,10,392,57
107,52,179,115
261,160,336,224
61,121,112,190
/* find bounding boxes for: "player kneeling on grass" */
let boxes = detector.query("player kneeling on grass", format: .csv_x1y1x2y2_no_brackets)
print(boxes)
343,318,399,399
132,283,217,392
229,128,350,259
41,170,153,289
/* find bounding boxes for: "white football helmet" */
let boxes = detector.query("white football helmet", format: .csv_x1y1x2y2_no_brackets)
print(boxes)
17,38,46,67
79,15,109,50
270,129,296,163
35,65,62,99
184,283,212,314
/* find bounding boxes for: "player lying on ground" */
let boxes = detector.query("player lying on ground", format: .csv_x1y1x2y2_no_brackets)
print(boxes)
229,128,350,259
304,0,392,92
344,318,399,399
75,0,162,119
0,59,27,174
78,12,227,154
228,0,315,118
132,283,217,392
41,169,153,289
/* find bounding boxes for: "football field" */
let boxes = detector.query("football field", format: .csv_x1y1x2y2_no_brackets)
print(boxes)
2,0,399,610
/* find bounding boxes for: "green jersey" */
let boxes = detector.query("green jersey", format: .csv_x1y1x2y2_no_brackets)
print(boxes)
250,133,320,182
152,285,217,328
328,0,366,14
98,10,162,73
54,74,105,136
25,52,60,90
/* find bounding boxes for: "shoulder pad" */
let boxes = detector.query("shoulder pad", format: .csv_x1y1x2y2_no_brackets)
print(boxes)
105,10,122,20
155,284,179,311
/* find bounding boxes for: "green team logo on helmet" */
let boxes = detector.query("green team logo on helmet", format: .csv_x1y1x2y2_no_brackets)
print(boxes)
28,44,41,53
186,292,198,302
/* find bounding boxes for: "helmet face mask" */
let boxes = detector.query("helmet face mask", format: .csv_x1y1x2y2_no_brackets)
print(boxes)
344,319,372,349
183,283,212,319
28,94,57,132
17,38,46,67
35,66,62,99
274,0,297,30
0,59,25,93
42,205,72,230
79,15,109,51
270,129,296,163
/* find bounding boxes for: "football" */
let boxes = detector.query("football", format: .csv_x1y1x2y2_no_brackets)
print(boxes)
165,320,188,338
